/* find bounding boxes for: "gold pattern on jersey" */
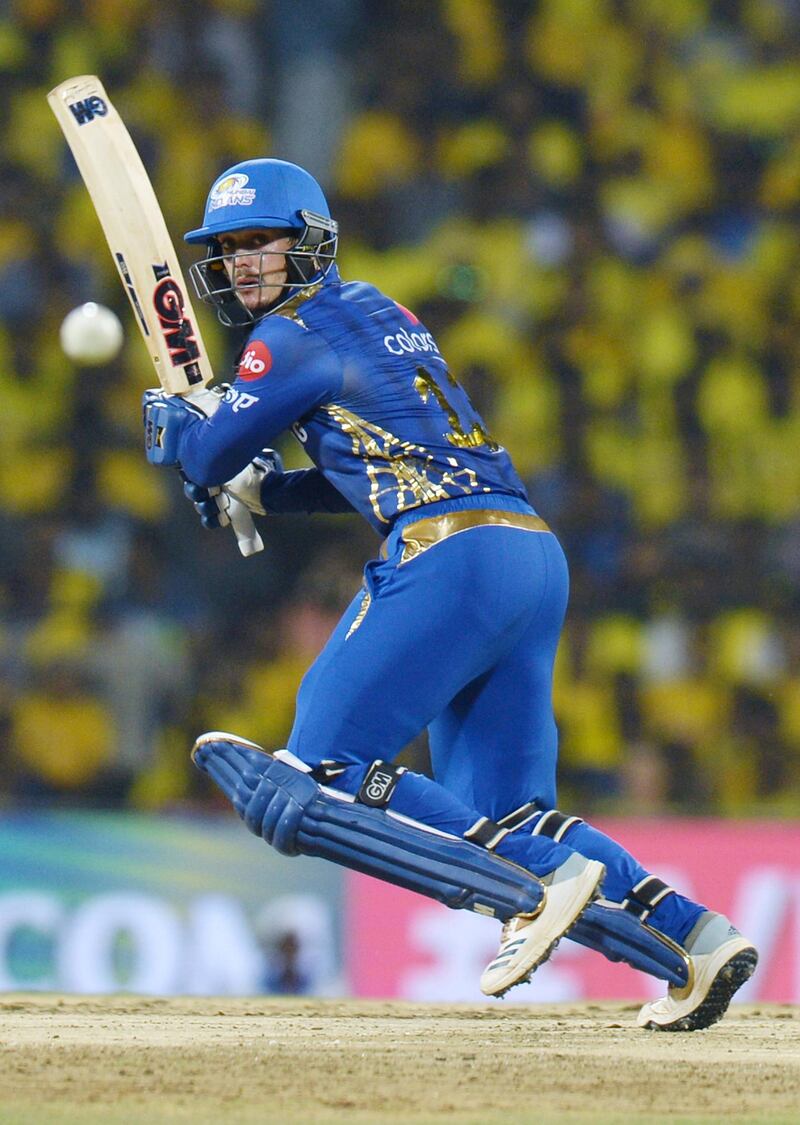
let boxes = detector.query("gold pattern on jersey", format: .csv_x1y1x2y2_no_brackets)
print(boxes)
274,281,324,322
384,509,551,566
322,404,479,523
413,367,499,451
345,589,372,639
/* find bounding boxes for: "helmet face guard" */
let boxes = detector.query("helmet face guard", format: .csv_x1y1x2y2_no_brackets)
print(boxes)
189,210,339,327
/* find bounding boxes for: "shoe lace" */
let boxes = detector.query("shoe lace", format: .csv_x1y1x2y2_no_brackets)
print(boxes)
499,917,522,945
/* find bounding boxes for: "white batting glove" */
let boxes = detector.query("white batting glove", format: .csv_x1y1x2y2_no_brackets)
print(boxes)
182,450,283,528
223,451,284,516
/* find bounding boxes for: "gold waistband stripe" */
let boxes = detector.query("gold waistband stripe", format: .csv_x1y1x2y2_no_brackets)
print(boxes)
382,509,551,565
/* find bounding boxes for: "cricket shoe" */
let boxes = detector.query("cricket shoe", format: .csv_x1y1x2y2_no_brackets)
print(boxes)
480,854,605,998
637,912,758,1032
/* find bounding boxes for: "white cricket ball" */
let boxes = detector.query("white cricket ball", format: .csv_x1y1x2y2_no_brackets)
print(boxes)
59,302,124,365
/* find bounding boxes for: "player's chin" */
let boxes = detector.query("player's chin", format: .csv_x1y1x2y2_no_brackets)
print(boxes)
243,283,286,311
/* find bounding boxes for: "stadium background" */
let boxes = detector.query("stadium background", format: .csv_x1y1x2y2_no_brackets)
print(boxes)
0,0,798,999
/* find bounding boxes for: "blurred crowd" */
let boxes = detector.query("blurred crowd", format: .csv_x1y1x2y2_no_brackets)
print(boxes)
1,0,799,816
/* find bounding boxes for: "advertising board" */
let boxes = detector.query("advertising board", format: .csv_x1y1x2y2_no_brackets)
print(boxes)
346,820,800,1003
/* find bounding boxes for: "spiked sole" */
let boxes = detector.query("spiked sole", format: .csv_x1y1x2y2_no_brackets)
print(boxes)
481,860,605,998
488,894,601,999
641,946,758,1032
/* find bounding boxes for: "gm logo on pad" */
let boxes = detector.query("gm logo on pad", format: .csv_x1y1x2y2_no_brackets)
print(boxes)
365,770,395,802
357,761,405,807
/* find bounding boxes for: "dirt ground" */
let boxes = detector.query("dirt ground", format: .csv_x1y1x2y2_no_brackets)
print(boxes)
0,996,797,1125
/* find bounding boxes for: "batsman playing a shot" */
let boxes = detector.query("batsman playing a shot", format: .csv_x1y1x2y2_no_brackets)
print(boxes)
143,158,757,1029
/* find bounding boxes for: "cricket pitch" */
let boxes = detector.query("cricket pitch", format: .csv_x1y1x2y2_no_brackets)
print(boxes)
0,996,797,1124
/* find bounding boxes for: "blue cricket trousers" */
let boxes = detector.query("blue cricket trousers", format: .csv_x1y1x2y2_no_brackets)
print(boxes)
285,493,705,942
287,495,577,876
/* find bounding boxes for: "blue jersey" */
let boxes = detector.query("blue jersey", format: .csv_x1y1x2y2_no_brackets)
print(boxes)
177,268,529,534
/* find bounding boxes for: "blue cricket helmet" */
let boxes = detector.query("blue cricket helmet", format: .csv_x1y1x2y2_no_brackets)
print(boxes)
184,158,332,242
185,158,339,326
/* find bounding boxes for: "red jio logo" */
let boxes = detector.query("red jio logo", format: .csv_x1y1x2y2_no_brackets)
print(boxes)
238,340,272,381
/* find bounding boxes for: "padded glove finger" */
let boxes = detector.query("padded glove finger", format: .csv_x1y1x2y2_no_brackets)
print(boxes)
183,479,213,503
182,476,227,529
198,500,225,530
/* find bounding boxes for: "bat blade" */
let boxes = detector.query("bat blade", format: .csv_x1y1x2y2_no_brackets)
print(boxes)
47,74,213,394
48,75,264,556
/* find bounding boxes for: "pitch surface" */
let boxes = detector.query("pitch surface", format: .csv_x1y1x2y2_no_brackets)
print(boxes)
0,996,797,1124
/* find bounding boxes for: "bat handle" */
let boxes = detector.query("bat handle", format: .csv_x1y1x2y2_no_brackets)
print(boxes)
226,494,264,556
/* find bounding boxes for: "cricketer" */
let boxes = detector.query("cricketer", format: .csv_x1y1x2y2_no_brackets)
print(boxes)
142,159,757,1028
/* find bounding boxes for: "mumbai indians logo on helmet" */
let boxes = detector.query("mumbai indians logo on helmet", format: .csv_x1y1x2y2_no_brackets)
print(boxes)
208,173,256,212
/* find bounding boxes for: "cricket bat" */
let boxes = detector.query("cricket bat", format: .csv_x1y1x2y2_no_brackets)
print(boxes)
47,74,263,556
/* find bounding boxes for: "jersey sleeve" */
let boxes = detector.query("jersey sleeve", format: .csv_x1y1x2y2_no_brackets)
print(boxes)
260,468,356,515
177,317,343,486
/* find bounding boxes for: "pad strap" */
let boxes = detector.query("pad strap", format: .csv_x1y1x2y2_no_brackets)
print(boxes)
499,798,687,984
621,875,676,921
497,801,540,832
532,808,584,842
357,760,407,807
310,759,348,784
464,800,541,851
464,817,509,850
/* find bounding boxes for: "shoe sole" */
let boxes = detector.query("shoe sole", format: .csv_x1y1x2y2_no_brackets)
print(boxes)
483,864,605,998
641,946,758,1032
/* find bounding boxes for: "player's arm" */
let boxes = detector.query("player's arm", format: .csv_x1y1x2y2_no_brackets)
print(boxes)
184,461,355,530
144,319,343,486
259,468,356,515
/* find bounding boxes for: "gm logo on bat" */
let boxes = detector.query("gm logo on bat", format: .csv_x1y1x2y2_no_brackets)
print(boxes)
68,96,108,125
152,270,201,369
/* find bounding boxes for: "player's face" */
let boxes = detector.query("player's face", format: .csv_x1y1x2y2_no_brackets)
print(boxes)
218,228,296,311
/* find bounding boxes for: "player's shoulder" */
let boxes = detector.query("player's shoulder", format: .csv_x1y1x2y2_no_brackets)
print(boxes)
334,279,426,328
249,311,311,346
338,278,395,310
302,276,392,314
233,309,340,384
